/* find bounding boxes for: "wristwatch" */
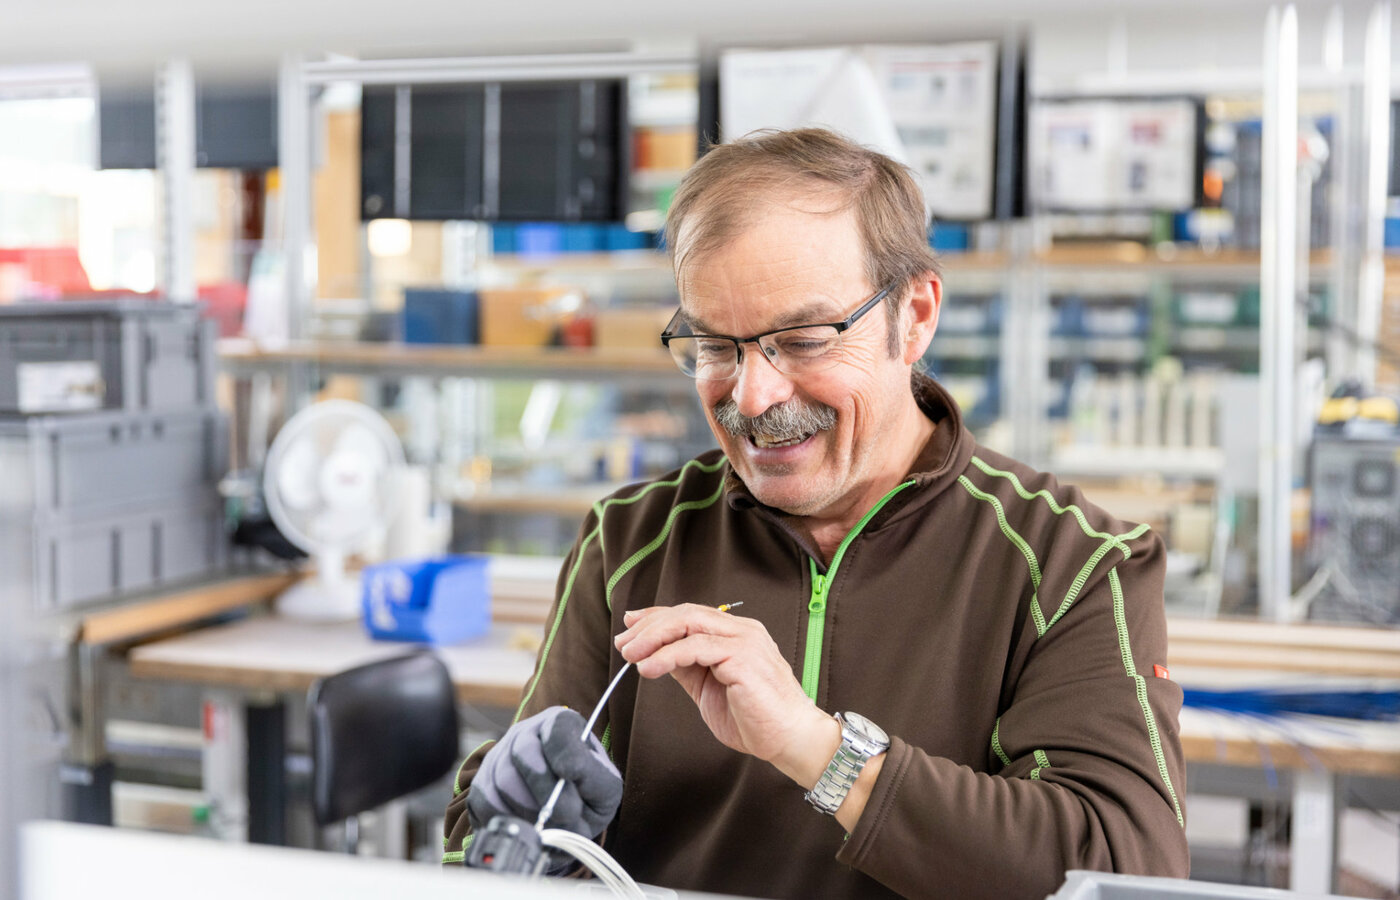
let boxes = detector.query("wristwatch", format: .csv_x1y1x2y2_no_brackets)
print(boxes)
804,712,890,815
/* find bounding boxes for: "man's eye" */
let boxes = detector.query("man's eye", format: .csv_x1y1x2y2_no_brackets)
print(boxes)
774,333,837,356
696,340,732,356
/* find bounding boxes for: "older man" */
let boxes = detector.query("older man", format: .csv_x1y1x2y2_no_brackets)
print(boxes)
444,128,1188,900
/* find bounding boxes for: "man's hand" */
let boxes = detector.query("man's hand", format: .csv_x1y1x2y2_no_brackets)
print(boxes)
466,706,622,838
613,604,839,789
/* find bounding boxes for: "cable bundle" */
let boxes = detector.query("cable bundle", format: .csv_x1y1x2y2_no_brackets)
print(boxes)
1181,686,1400,721
539,828,647,899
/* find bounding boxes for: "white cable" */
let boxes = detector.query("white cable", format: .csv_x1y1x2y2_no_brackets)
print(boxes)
539,828,646,899
535,663,633,830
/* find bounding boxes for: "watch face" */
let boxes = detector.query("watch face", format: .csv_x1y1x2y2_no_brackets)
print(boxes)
841,712,889,746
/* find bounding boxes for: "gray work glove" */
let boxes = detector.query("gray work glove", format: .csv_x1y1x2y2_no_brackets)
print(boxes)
466,706,622,839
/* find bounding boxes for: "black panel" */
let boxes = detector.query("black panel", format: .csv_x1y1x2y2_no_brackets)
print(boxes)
100,78,277,171
360,86,397,219
98,83,157,170
410,85,485,220
197,82,277,169
359,79,626,222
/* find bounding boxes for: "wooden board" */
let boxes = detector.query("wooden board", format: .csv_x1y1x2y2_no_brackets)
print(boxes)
78,573,300,646
1168,617,1400,678
126,616,541,709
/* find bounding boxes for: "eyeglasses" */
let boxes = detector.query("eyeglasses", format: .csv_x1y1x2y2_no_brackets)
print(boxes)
660,283,897,380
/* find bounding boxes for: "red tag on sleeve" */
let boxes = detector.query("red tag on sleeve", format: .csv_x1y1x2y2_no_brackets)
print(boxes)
1152,664,1171,679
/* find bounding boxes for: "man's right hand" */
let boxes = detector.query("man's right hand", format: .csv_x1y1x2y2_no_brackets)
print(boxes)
466,706,622,838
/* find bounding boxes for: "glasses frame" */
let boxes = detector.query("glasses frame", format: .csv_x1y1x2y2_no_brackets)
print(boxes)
659,282,898,379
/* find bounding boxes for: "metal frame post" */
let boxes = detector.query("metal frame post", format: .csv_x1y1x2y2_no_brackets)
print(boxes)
1358,2,1392,384
156,59,197,304
1259,5,1299,622
279,53,312,343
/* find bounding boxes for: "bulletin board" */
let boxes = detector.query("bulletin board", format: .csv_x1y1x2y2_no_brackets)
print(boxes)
1029,98,1199,212
720,41,1001,221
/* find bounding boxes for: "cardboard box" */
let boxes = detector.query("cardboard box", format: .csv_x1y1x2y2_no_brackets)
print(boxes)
478,287,581,346
594,307,675,350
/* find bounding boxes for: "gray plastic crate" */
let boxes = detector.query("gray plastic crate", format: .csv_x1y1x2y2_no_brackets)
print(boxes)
0,301,216,414
29,493,228,612
0,409,228,516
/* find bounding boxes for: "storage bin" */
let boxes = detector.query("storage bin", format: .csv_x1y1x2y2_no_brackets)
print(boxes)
362,555,491,645
29,493,228,611
0,409,228,517
402,289,479,345
0,301,216,414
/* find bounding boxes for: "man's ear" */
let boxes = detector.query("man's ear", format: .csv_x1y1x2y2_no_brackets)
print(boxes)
901,272,941,365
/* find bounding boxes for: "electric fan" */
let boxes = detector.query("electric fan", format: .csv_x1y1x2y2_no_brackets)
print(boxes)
263,400,406,620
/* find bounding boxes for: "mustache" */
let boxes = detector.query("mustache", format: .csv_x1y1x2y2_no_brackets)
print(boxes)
712,398,837,439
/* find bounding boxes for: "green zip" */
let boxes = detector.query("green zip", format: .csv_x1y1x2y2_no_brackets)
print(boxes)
799,480,916,701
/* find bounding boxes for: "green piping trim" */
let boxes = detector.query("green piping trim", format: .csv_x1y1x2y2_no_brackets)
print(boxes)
1033,749,1051,769
605,477,727,611
1109,568,1184,828
957,474,1047,636
1041,522,1151,637
799,480,916,701
990,718,1013,768
443,851,465,864
512,457,728,723
969,456,1137,555
1044,538,1118,635
453,740,494,796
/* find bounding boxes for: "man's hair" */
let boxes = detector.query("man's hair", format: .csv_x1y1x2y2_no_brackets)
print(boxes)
664,127,941,356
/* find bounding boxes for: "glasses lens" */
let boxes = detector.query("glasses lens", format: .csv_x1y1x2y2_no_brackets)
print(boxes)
758,326,844,375
667,336,738,380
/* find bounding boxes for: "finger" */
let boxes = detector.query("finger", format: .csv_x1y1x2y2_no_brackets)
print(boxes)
621,606,663,626
632,632,739,680
615,605,742,662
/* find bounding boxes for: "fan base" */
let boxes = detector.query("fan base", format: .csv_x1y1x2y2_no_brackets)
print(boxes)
275,577,362,622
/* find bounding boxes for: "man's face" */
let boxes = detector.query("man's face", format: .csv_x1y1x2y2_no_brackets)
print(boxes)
678,201,917,522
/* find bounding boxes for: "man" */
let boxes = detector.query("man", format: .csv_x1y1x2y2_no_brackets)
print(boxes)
444,128,1188,900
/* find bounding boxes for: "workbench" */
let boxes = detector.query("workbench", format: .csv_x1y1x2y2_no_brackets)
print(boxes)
96,580,1400,894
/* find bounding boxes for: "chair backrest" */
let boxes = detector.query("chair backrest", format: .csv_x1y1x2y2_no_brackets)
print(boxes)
308,651,460,826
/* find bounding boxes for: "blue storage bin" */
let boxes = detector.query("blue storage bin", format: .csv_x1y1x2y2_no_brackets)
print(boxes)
402,289,479,344
362,555,492,646
929,223,970,252
491,224,517,254
516,223,565,256
1385,217,1400,249
562,223,604,253
604,223,650,251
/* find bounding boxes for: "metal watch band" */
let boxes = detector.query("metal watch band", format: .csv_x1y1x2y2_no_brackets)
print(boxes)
804,712,888,815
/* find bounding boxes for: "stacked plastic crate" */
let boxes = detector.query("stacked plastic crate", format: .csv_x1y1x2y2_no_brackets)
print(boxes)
0,301,228,612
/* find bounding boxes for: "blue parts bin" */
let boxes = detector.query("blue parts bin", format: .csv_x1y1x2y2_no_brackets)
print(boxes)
362,555,491,645
402,289,479,344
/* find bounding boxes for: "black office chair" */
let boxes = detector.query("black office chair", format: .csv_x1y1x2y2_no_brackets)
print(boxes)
307,650,460,853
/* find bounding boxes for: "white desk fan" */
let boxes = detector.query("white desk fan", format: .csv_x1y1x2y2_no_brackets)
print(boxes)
263,399,406,620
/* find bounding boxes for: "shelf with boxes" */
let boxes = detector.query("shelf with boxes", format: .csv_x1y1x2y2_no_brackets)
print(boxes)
0,302,230,613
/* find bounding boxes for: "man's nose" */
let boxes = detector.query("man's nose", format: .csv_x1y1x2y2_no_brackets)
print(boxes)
730,345,795,418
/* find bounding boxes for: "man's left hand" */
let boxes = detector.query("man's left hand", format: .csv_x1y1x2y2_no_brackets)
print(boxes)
614,604,838,785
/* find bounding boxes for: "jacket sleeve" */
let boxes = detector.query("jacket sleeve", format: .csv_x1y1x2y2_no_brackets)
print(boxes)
835,532,1188,899
442,506,616,864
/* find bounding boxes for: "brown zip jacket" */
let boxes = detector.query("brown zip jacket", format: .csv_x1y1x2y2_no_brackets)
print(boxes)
444,373,1189,899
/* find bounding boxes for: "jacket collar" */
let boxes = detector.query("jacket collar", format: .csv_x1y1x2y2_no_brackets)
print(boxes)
722,370,975,533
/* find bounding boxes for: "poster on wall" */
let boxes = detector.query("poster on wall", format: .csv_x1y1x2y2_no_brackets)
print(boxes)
1029,98,1197,211
720,41,1000,221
